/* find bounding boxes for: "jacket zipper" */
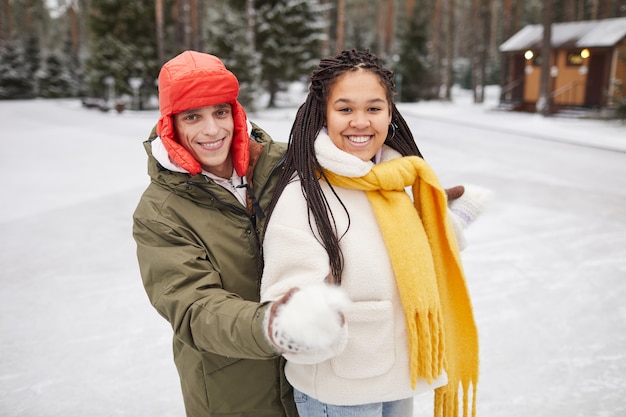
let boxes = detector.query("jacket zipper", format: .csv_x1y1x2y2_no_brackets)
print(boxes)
187,151,286,248
187,178,250,218
256,152,286,204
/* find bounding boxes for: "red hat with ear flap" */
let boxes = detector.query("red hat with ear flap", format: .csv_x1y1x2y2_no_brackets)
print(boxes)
156,51,250,177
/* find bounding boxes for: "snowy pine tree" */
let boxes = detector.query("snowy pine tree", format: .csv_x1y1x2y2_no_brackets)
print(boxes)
255,0,326,107
85,0,159,105
36,51,80,98
204,0,326,109
205,2,262,110
24,36,41,95
396,1,435,102
0,41,36,99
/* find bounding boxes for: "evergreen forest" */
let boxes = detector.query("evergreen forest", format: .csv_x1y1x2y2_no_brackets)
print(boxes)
0,0,624,108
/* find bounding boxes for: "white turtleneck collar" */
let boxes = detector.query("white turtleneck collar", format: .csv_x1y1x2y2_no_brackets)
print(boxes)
313,129,401,178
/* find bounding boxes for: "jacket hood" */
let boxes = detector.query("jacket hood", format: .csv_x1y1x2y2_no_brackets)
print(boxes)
156,50,250,177
144,123,282,203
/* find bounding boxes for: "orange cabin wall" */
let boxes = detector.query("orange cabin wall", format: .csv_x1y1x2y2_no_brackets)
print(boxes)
552,50,587,105
523,60,541,102
522,51,588,105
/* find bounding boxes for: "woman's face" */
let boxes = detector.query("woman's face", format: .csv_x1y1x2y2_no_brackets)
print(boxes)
324,70,392,161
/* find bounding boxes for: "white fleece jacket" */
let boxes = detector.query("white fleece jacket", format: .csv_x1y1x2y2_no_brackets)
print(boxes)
260,133,448,406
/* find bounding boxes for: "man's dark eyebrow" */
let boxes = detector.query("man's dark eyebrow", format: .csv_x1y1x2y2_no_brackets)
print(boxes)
178,103,231,115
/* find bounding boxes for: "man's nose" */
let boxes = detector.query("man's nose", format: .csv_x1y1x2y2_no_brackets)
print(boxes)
202,117,219,135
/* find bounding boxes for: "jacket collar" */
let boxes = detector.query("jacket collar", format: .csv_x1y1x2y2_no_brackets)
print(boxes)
314,129,401,178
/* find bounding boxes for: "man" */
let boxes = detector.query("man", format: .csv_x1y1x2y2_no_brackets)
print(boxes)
132,51,305,417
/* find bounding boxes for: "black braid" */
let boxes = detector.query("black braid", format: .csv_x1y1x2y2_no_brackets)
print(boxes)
266,49,423,284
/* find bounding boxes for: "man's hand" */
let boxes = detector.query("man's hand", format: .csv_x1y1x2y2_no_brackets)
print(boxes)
265,284,351,353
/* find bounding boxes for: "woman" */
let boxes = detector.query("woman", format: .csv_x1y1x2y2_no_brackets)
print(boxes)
260,49,487,417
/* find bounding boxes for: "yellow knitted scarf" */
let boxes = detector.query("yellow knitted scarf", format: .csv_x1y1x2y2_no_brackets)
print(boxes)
322,156,479,417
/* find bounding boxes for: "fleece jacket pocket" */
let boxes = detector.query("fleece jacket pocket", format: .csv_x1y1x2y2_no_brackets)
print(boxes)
330,299,395,379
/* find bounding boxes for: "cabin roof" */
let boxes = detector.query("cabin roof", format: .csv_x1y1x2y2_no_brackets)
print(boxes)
499,17,626,52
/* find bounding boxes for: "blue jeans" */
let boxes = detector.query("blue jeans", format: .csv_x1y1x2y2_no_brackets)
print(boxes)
294,387,413,417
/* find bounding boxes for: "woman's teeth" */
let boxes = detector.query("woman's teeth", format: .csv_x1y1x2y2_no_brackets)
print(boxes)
347,136,370,143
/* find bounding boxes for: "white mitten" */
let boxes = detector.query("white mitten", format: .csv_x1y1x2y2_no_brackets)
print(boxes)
448,184,492,228
447,184,492,250
264,284,351,353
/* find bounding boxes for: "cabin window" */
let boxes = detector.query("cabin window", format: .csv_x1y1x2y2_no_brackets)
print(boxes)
531,54,543,66
567,50,587,66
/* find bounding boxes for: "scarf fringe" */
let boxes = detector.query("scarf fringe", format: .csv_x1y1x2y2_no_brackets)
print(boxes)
435,379,477,417
408,308,445,387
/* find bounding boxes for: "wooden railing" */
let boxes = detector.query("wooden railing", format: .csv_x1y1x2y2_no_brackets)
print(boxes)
550,81,584,106
499,78,523,102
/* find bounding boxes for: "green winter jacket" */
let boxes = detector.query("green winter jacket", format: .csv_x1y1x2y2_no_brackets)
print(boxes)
133,124,297,417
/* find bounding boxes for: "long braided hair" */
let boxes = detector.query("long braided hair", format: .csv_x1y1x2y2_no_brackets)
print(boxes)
266,49,423,284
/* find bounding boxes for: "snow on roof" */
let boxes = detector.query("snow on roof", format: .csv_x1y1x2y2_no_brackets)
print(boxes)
499,17,626,52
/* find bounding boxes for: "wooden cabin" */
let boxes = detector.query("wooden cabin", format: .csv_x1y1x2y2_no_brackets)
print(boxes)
499,17,626,114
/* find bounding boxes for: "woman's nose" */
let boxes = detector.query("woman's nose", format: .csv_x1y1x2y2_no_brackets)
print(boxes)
349,113,370,129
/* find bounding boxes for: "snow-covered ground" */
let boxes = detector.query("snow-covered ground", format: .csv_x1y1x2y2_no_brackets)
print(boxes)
1,86,625,417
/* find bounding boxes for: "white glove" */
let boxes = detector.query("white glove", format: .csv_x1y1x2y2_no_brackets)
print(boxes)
448,184,492,228
447,184,492,250
264,284,351,353
448,185,492,229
